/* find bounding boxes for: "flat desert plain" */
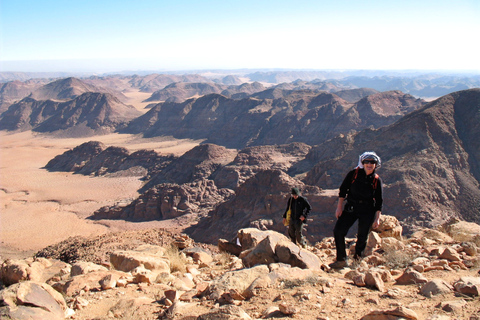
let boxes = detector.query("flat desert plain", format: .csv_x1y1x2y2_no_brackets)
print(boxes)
0,130,202,260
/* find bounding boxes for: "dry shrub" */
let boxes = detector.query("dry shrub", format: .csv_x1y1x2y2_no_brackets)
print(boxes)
281,276,319,289
164,244,188,273
215,251,235,268
383,247,422,269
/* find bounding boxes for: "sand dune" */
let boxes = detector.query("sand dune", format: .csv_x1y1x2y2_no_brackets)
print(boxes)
0,130,202,259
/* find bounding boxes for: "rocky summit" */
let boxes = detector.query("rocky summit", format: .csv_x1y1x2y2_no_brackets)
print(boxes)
2,219,480,319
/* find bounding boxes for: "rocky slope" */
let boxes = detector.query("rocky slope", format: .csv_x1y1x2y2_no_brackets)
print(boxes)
1,221,480,319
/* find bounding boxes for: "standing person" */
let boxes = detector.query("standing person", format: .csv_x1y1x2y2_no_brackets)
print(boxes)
329,152,383,269
283,187,311,248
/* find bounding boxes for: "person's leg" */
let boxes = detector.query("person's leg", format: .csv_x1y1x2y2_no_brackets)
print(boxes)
294,220,305,247
288,222,297,244
333,211,358,261
355,211,376,258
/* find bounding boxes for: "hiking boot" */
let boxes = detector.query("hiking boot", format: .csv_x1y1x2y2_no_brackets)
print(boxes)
328,260,348,269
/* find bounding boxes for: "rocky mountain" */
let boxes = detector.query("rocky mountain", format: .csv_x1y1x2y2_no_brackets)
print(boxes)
218,74,244,85
127,73,212,93
0,79,48,113
144,82,228,102
220,82,266,99
0,92,142,135
334,87,379,103
124,90,425,149
142,144,237,190
29,77,105,101
45,141,174,178
303,88,480,232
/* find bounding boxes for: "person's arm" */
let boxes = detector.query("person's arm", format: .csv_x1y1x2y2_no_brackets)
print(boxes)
336,197,345,219
300,197,311,221
372,210,381,229
372,177,383,228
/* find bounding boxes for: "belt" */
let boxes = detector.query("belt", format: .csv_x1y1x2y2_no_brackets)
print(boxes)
348,199,373,205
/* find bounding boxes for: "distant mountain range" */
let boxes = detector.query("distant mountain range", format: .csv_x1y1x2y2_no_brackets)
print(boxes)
2,70,479,100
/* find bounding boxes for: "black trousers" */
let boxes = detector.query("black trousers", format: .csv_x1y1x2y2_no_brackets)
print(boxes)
288,219,305,246
333,206,375,261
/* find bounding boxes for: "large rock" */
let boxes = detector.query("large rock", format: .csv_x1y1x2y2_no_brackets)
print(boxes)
453,277,480,296
207,265,269,300
238,230,322,269
70,261,108,276
237,228,290,251
361,306,418,320
374,215,403,240
241,236,277,267
419,279,454,298
63,270,131,296
0,258,64,286
0,281,67,320
275,241,322,269
110,248,170,273
395,269,428,285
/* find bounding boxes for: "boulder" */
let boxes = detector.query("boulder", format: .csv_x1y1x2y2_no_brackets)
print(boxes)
420,279,454,298
361,306,418,320
0,281,67,320
365,232,382,256
0,259,29,285
365,271,386,292
380,237,405,252
71,261,108,276
374,215,403,240
237,228,290,251
242,236,277,267
63,270,131,296
110,249,170,273
460,242,478,256
439,247,462,262
453,277,480,296
275,240,321,269
395,269,428,285
207,265,269,300
218,239,243,256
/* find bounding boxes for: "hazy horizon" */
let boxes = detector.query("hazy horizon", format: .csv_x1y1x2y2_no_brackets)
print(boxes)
1,0,479,73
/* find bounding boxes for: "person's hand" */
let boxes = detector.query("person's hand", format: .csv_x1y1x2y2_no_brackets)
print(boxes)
335,208,343,219
300,215,305,221
372,218,380,229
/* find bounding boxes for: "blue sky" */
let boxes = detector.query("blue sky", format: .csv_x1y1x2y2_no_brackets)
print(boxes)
1,0,479,73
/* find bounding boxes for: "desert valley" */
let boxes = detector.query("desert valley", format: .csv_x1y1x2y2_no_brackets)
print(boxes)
0,70,480,319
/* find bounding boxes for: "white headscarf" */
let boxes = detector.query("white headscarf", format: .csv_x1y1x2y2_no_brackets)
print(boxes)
356,151,381,169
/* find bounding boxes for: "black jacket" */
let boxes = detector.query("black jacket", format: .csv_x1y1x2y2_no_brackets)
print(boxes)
339,168,383,212
283,196,311,220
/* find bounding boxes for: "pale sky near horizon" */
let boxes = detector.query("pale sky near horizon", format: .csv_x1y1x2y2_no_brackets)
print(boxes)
1,0,479,73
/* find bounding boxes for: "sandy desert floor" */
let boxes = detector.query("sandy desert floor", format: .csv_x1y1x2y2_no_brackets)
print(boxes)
0,130,203,260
